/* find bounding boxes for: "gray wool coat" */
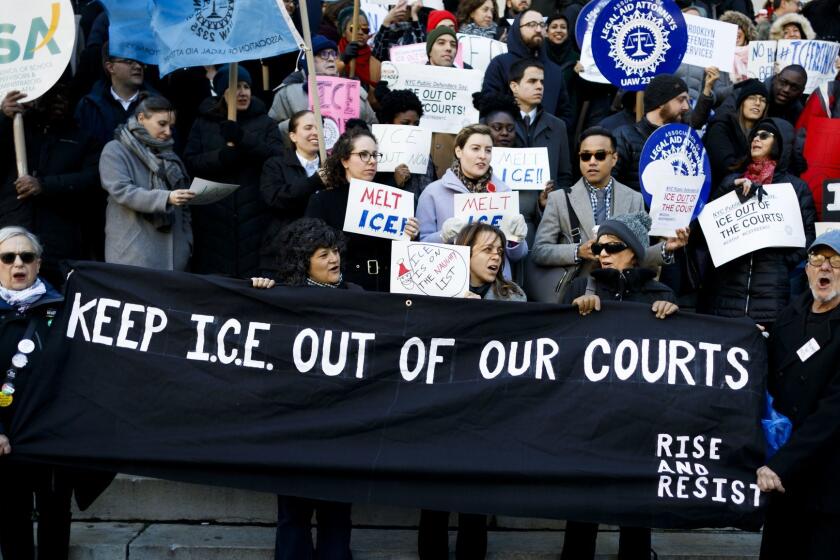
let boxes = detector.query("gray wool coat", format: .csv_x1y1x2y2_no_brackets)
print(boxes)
99,140,192,271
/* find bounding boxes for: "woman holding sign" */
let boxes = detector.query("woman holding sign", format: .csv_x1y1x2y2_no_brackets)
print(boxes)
305,128,420,291
703,118,816,327
417,124,528,279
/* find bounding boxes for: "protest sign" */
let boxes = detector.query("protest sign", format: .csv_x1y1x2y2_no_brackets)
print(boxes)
390,43,429,65
456,34,508,73
361,1,388,44
344,179,415,240
380,63,483,134
745,41,777,82
188,178,240,205
576,0,611,47
308,76,361,149
390,241,471,297
592,0,688,90
0,0,76,100
102,0,303,77
639,124,711,235
698,183,806,267
491,147,551,191
683,14,737,71
815,222,840,236
12,262,768,530
454,191,520,226
775,39,840,93
822,178,840,221
576,0,613,84
372,124,432,174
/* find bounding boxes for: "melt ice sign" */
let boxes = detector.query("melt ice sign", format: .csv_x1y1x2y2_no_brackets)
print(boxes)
344,179,415,241
491,147,550,191
453,191,520,226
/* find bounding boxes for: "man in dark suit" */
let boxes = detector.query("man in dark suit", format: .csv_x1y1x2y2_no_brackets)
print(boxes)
757,229,840,559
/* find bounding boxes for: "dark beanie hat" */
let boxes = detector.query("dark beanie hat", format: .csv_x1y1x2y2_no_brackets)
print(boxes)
426,26,458,56
213,65,252,96
427,9,458,32
748,118,783,160
338,6,355,32
311,34,338,55
735,78,768,108
643,74,689,113
597,212,652,262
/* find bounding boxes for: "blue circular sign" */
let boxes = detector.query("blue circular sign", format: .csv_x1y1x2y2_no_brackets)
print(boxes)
639,124,711,223
575,0,611,49
591,0,687,91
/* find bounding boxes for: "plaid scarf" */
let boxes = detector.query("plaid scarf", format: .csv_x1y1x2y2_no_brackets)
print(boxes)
451,159,494,193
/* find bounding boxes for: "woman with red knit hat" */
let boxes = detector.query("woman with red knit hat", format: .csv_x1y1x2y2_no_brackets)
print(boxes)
371,5,458,62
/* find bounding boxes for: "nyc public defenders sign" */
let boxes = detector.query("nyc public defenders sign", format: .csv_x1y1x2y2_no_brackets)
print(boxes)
11,263,767,529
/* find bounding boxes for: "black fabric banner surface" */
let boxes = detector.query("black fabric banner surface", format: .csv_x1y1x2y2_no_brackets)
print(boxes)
11,262,768,529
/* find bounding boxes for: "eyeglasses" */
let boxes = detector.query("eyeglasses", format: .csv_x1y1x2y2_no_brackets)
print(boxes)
591,242,628,255
0,252,37,264
579,150,613,162
808,253,840,268
520,21,547,29
350,25,371,34
317,49,338,60
352,151,382,163
754,131,774,140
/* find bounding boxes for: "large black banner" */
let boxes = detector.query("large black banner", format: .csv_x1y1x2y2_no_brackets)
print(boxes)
11,263,768,529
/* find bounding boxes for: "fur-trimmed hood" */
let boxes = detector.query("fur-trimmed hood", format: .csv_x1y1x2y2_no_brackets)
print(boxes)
770,12,817,40
720,10,757,42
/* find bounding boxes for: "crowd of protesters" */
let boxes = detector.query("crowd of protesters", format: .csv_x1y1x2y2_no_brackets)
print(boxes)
3,0,840,558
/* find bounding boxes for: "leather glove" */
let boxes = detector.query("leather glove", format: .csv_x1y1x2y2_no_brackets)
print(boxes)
500,214,527,243
340,42,361,63
440,216,466,244
219,120,244,145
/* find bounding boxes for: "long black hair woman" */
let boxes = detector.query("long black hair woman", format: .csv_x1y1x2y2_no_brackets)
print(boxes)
251,218,357,560
459,223,526,301
305,128,420,291
0,226,68,559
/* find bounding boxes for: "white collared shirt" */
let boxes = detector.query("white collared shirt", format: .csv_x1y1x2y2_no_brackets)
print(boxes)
296,152,320,177
111,87,140,111
520,108,537,123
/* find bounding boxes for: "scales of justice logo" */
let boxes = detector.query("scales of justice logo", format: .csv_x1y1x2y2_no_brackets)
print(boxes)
193,0,235,40
607,8,671,76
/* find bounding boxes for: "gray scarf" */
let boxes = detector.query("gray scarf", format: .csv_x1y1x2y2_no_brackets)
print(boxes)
115,116,189,231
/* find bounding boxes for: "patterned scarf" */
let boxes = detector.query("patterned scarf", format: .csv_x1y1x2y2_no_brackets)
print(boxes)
115,116,190,231
460,21,499,39
451,159,494,193
0,278,46,311
743,158,777,186
306,273,343,289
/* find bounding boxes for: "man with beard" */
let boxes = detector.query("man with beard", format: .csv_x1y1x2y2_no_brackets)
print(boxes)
0,85,101,287
74,43,159,145
612,74,690,192
481,10,573,128
757,230,840,559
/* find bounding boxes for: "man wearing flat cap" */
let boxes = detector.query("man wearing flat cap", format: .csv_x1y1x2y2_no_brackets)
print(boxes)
757,229,840,559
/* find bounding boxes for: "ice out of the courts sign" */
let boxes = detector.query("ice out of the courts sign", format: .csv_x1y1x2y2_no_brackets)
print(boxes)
0,0,76,100
591,0,687,90
639,124,711,236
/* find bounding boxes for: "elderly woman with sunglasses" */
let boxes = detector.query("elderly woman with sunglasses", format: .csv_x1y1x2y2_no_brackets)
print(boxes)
305,128,420,291
0,226,73,559
531,127,688,302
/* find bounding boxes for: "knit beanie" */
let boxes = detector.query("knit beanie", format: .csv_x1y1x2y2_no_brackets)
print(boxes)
735,78,768,108
426,26,458,56
597,212,652,262
213,65,253,96
312,34,338,55
748,118,783,160
338,6,355,33
643,74,688,113
427,9,458,32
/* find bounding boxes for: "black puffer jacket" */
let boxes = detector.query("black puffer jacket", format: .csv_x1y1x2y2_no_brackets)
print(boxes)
612,117,658,192
704,118,817,323
184,97,284,278
563,267,676,305
704,112,750,188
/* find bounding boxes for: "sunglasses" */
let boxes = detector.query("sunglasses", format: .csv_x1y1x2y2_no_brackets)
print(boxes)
579,150,613,162
591,242,628,255
0,252,37,264
754,131,774,140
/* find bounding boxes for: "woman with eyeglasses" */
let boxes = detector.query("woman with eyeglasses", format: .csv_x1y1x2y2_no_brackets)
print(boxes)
416,124,528,279
0,226,72,560
99,95,194,271
531,127,684,302
305,128,420,291
559,212,675,560
702,117,816,328
184,65,284,278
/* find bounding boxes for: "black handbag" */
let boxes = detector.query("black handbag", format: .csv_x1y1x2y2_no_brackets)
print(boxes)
524,190,584,303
